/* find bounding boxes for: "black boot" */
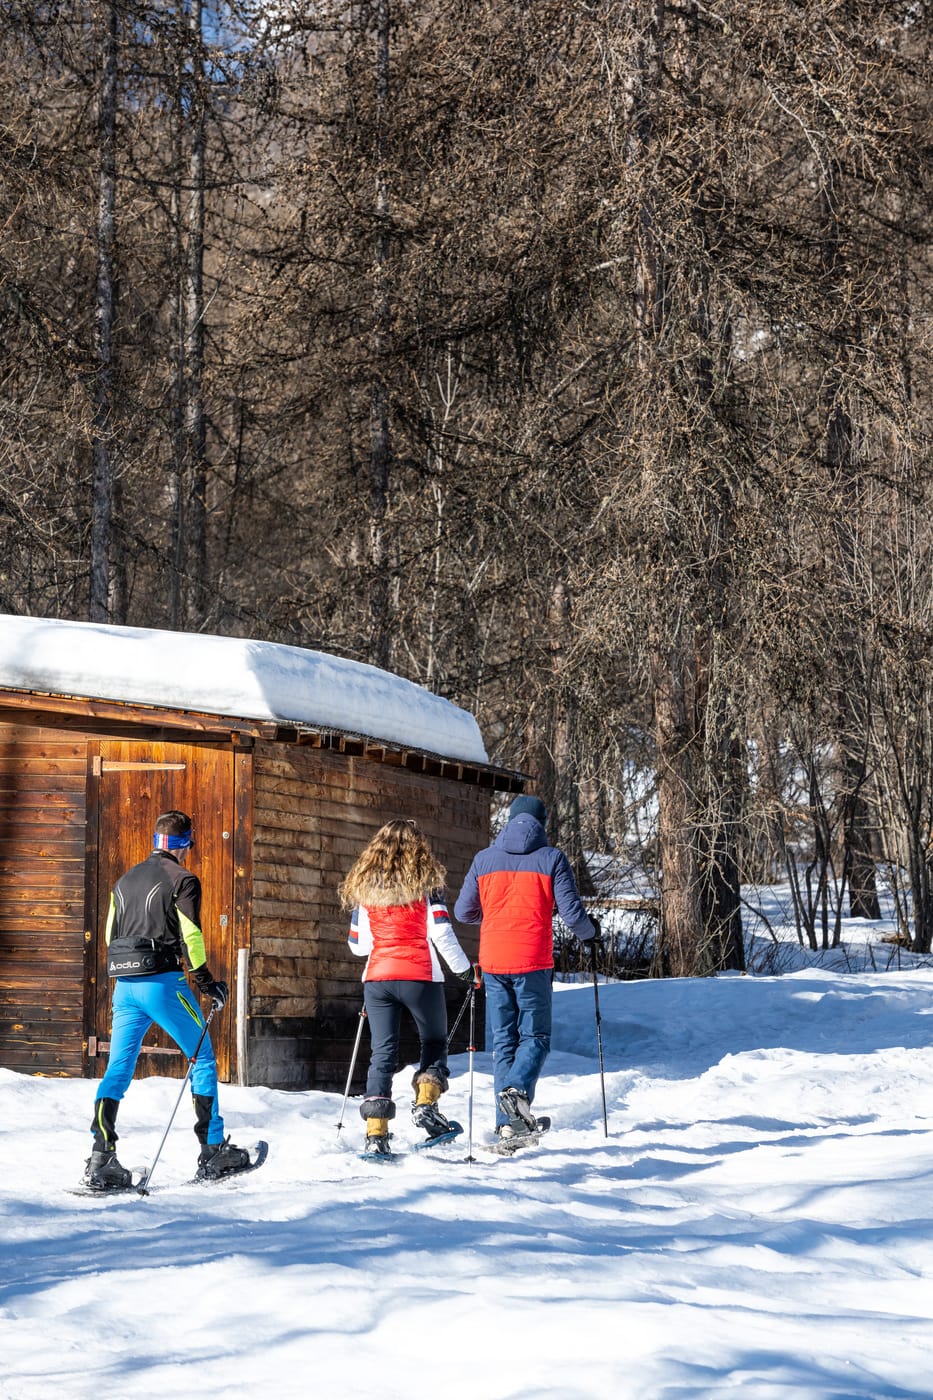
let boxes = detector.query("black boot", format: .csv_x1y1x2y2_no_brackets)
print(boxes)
197,1136,251,1180
497,1087,539,1135
84,1149,133,1192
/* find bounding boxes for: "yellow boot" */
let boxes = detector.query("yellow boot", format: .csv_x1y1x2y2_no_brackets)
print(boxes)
415,1079,441,1109
411,1069,454,1139
360,1096,394,1158
363,1117,393,1157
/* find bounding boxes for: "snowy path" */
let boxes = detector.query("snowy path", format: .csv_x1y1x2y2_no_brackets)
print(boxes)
3,971,933,1398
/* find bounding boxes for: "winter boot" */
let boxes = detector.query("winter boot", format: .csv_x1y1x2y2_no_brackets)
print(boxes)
360,1095,395,1156
497,1087,538,1135
363,1118,394,1156
411,1068,452,1140
495,1115,551,1149
84,1149,133,1192
197,1136,251,1181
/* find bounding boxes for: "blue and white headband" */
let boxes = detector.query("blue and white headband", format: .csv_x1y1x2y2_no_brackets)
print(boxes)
153,830,193,851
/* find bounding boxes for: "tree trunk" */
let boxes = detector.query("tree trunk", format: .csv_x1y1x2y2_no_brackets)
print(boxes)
820,159,881,922
704,730,746,971
627,0,739,974
184,0,207,629
650,630,706,976
170,25,187,628
843,762,881,920
368,0,392,669
622,1,707,975
698,641,746,971
548,579,593,894
169,0,207,631
89,0,117,623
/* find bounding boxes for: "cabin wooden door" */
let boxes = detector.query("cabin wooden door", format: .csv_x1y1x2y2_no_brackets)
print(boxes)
88,740,236,1081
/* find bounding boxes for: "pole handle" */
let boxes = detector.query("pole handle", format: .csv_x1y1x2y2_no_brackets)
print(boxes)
447,983,473,1048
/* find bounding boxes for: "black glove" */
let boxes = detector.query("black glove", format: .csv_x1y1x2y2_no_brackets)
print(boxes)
584,919,604,966
192,966,229,1009
207,979,229,1010
457,964,482,988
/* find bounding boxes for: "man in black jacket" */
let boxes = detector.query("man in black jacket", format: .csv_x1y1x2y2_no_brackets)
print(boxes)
86,810,250,1190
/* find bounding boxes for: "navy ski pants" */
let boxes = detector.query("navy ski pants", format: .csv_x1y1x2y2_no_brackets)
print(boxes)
362,979,448,1099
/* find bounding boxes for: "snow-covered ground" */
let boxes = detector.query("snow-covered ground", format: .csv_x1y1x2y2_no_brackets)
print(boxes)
4,946,933,1399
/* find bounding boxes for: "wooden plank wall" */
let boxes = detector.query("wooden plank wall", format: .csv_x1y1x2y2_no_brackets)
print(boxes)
249,742,490,1091
0,724,88,1076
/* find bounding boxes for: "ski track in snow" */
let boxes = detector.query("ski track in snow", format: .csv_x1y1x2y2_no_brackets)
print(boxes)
3,969,933,1399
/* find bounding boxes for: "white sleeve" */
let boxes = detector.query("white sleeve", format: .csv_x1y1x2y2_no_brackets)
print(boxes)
426,898,471,975
348,905,373,958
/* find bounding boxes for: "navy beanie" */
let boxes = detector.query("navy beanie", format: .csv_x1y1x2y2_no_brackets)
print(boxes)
509,794,547,826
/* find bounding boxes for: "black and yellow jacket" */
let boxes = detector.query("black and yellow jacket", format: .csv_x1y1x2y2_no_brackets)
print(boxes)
105,850,207,978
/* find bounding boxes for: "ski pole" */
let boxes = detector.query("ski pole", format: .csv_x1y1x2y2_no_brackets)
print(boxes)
591,950,608,1137
466,985,476,1164
137,1006,217,1196
446,984,473,1049
336,1006,367,1134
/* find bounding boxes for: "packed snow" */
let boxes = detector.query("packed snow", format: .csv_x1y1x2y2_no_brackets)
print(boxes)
3,930,933,1398
0,613,487,764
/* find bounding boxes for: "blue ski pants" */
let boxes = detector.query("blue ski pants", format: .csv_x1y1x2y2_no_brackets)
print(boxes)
483,970,552,1127
96,972,224,1144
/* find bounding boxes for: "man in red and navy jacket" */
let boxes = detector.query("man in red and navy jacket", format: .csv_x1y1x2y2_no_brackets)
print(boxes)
454,794,595,1140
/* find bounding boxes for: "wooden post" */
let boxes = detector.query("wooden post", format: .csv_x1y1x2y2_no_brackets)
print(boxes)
236,946,249,1086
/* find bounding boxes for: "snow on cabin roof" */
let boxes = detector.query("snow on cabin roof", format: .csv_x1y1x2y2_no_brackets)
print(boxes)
0,614,489,765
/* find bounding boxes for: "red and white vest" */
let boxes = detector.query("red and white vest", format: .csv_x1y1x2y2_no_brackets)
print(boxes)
348,898,470,982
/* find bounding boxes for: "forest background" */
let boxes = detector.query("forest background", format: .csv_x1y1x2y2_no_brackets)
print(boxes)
1,0,930,977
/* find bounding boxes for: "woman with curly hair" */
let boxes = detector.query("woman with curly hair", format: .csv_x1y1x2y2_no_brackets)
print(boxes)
341,819,478,1157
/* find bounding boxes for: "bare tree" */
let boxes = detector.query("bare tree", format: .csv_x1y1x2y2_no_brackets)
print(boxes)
89,0,118,622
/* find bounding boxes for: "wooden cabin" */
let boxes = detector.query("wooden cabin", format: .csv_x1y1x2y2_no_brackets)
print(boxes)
0,616,523,1091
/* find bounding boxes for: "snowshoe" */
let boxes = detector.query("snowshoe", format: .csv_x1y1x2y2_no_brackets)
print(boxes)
84,1149,135,1193
497,1087,539,1133
412,1121,463,1150
196,1135,261,1181
482,1117,551,1157
360,1133,398,1163
411,1099,455,1140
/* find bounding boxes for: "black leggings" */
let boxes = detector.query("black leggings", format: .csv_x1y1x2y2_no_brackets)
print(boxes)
363,979,448,1099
